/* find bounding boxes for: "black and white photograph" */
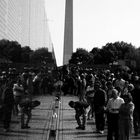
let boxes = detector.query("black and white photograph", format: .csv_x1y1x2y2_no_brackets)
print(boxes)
0,0,140,140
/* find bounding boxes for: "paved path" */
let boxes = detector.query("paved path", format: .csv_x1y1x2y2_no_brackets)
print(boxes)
58,95,140,140
0,95,140,140
58,95,107,140
0,95,55,140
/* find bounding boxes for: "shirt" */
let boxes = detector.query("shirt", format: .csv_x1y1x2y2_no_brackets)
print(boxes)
107,96,124,114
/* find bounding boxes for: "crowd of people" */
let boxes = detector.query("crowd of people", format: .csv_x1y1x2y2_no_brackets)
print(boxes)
65,66,140,140
0,64,140,140
0,67,55,132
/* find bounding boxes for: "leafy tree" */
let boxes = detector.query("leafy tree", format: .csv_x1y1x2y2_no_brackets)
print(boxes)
90,47,100,55
113,41,135,60
90,47,102,64
0,40,22,62
0,39,10,58
101,43,118,64
73,41,138,66
30,47,54,66
95,41,137,64
5,41,22,62
0,39,56,68
21,46,33,63
69,48,93,65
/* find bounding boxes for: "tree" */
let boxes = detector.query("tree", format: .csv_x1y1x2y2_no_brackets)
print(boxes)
21,46,33,63
101,43,118,64
30,48,55,68
5,41,22,62
97,41,137,64
113,41,135,60
90,47,102,64
0,39,22,62
69,48,93,66
30,48,49,64
0,39,10,58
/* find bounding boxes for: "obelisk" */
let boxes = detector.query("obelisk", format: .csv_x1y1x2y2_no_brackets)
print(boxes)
63,0,73,65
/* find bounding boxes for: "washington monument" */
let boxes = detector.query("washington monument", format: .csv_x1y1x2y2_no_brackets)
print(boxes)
63,0,73,65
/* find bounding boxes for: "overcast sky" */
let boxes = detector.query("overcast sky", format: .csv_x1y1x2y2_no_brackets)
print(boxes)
45,0,140,66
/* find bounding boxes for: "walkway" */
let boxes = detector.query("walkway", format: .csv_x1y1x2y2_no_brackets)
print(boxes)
0,95,55,140
0,95,139,140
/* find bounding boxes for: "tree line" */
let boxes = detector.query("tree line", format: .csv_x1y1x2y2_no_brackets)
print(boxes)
69,41,140,70
0,39,56,67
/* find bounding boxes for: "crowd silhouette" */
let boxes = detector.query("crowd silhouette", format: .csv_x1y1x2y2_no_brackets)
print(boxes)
0,65,140,140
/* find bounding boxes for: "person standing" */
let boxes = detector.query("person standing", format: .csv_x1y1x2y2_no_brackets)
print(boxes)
131,80,140,136
2,81,15,132
86,80,95,120
118,94,134,140
106,81,114,101
13,78,24,115
19,73,32,129
26,73,33,100
93,82,107,134
114,74,125,94
79,74,87,102
106,88,124,140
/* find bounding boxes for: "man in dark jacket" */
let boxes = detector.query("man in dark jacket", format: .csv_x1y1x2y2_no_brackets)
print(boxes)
69,100,89,130
93,82,107,134
2,81,15,132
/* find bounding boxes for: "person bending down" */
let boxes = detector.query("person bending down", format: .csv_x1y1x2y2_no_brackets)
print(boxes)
68,100,90,130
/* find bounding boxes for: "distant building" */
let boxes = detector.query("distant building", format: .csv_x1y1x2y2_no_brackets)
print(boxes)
0,0,22,43
0,0,53,52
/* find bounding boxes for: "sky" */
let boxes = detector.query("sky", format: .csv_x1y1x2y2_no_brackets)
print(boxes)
45,0,140,66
